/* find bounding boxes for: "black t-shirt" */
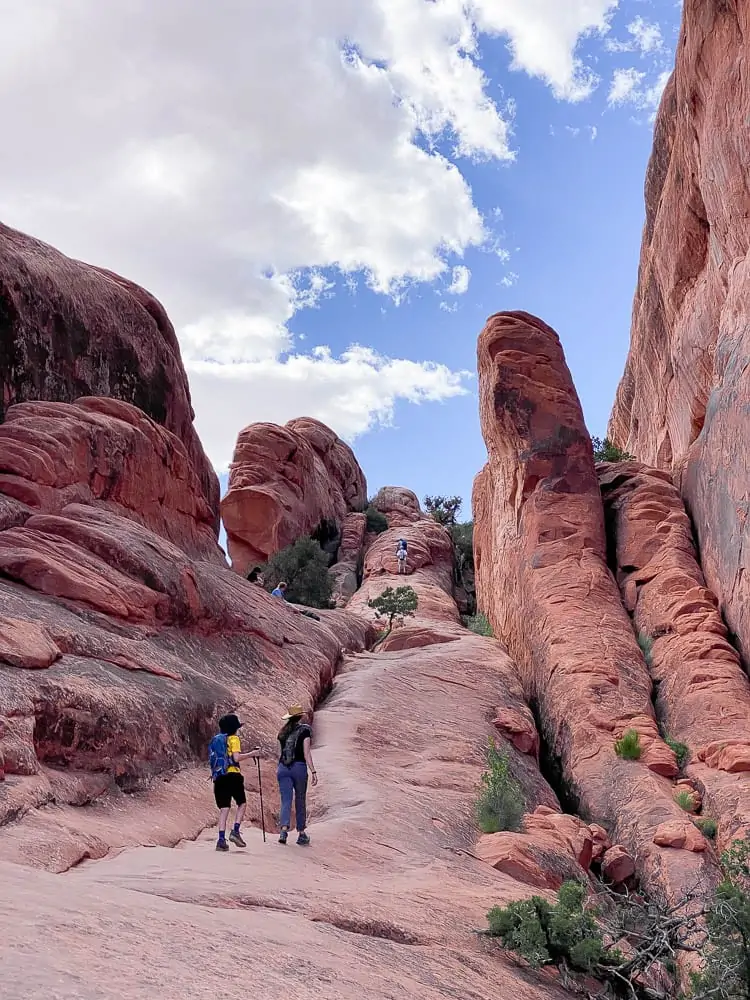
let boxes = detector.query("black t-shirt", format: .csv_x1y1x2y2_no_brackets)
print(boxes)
278,723,311,764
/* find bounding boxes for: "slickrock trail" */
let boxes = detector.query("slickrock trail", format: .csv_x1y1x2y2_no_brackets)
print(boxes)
0,490,569,1000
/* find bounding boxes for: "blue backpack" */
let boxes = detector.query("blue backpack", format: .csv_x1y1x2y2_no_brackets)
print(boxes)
208,733,231,781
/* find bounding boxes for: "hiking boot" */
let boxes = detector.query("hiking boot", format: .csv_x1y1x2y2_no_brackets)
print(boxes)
278,830,288,845
216,839,229,852
297,832,310,846
229,831,246,848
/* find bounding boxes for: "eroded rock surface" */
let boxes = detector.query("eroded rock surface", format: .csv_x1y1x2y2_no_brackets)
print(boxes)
599,460,750,848
221,418,366,575
608,1,750,660
0,397,369,857
0,222,218,519
473,311,712,901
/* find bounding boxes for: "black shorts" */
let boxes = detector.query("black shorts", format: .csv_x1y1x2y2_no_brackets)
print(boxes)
213,772,246,809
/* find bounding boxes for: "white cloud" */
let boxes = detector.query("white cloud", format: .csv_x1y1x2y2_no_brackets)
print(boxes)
447,265,471,295
608,67,671,117
187,348,470,469
627,16,664,54
0,0,622,469
606,17,664,55
608,67,647,105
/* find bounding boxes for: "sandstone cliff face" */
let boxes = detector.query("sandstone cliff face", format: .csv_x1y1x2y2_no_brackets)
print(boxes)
221,417,367,575
0,222,218,521
608,2,750,658
599,461,750,849
0,396,370,866
474,311,713,902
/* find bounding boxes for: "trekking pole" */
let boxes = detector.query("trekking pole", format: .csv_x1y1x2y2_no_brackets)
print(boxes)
256,756,266,842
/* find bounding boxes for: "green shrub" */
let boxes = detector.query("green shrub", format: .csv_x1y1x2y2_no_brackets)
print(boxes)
695,817,718,840
637,632,654,666
475,740,525,834
591,436,634,463
262,537,334,609
424,494,462,527
675,790,695,812
466,613,493,637
665,735,690,769
689,836,750,998
614,729,642,761
365,505,388,535
451,520,474,570
486,880,611,973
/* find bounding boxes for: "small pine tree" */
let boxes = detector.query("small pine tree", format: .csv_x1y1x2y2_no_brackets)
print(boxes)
591,436,634,463
368,586,418,645
262,537,334,609
424,495,462,527
475,740,525,834
691,836,750,998
486,880,612,973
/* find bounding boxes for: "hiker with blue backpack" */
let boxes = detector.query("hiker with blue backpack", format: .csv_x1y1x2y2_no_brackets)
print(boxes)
276,704,317,846
396,538,408,574
209,713,261,852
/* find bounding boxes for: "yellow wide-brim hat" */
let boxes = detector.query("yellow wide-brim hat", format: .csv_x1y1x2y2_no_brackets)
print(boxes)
282,704,305,720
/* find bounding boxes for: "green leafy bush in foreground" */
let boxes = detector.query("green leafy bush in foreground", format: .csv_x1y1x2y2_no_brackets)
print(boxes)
475,740,525,834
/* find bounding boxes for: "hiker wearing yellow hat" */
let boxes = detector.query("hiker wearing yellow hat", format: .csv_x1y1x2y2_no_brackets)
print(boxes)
276,703,316,846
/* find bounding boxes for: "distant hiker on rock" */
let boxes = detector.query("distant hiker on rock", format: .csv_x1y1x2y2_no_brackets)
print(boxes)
271,581,288,599
247,566,265,587
209,713,261,852
396,538,408,575
276,704,317,846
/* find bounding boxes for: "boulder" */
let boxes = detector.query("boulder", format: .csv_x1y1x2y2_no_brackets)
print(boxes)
476,807,597,890
0,221,218,521
607,1,750,664
473,310,711,904
602,845,636,885
221,418,366,574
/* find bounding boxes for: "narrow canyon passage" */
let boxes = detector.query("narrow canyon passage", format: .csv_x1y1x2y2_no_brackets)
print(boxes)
1,621,568,1000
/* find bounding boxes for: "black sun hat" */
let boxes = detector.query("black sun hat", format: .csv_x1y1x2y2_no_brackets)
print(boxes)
219,713,243,735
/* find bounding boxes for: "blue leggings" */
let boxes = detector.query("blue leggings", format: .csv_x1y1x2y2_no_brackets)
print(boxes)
277,762,308,832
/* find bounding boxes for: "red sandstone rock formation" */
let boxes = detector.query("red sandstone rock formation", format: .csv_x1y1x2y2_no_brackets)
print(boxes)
608,1,750,659
221,418,367,574
328,511,366,606
599,460,750,848
0,222,218,521
473,311,713,901
0,396,370,856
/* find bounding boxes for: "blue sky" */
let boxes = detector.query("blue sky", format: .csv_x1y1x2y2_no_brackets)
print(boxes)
219,1,681,522
0,0,681,538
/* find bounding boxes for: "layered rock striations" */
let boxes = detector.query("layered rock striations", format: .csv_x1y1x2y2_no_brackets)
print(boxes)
0,396,370,867
221,417,367,575
0,222,218,520
599,461,750,847
473,311,712,898
608,1,750,658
